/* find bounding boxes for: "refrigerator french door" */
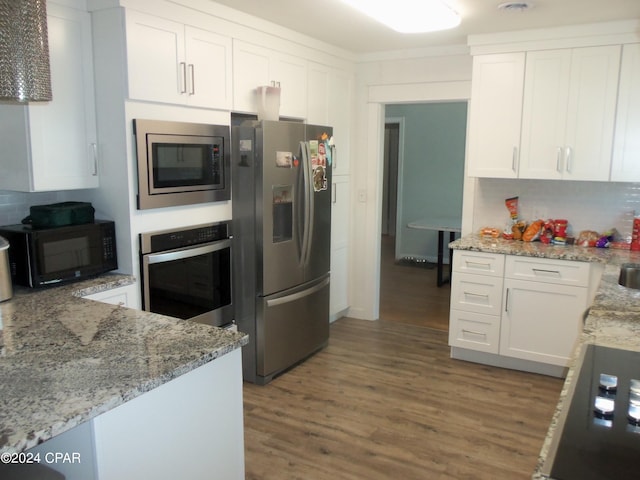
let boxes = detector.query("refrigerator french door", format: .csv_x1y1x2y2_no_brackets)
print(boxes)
232,120,333,384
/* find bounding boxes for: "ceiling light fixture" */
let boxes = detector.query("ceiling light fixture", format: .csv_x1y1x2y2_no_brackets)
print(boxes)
497,2,534,13
340,0,461,34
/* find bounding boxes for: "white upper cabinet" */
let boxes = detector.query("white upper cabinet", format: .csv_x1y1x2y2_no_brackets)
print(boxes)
307,62,331,125
233,40,307,119
327,68,352,176
466,53,525,178
0,3,98,192
125,10,232,109
611,43,640,182
519,46,621,181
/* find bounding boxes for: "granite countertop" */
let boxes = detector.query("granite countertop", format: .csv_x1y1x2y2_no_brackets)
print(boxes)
449,235,640,479
0,274,248,454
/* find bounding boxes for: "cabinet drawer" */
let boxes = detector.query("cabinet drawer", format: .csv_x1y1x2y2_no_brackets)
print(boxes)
453,250,505,277
449,309,500,354
505,256,590,287
450,272,504,316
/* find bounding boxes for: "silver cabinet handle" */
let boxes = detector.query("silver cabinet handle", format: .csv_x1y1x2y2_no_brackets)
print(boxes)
532,268,561,277
463,291,489,298
331,145,337,171
465,260,491,269
556,147,563,173
565,146,573,173
188,64,195,95
512,146,518,173
91,143,98,176
332,182,337,204
179,62,187,94
505,288,510,312
461,329,487,338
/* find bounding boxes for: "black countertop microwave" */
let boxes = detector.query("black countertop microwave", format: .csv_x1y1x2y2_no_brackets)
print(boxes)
0,221,117,288
133,119,231,210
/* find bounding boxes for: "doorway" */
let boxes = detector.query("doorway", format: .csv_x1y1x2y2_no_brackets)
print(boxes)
378,102,468,330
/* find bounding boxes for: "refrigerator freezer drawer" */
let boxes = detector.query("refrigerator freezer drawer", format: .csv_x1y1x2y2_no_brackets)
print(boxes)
257,275,330,383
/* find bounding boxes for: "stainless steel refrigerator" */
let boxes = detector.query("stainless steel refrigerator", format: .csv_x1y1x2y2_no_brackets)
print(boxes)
232,120,333,385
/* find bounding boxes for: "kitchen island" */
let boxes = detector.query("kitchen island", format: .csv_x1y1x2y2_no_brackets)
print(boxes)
448,235,640,479
0,274,248,479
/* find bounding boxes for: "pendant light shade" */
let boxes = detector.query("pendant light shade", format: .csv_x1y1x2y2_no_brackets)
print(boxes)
0,0,52,102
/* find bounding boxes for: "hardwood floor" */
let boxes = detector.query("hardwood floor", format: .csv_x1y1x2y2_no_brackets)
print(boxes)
243,253,564,480
379,235,450,330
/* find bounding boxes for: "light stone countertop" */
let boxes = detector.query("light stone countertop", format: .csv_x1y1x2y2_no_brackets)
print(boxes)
0,274,248,454
449,235,640,480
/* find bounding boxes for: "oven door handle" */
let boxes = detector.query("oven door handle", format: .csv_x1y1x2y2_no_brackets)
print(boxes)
146,239,231,264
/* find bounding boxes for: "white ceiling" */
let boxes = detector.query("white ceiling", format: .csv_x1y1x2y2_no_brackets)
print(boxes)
210,0,640,54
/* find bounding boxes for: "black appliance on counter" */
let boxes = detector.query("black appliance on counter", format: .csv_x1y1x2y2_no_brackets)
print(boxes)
139,221,233,328
543,344,640,479
0,220,117,288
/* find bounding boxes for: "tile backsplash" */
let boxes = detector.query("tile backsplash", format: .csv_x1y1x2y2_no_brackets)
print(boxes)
0,190,64,226
472,178,640,241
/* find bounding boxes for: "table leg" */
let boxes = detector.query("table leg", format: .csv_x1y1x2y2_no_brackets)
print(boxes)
437,230,444,287
437,230,456,287
448,231,455,285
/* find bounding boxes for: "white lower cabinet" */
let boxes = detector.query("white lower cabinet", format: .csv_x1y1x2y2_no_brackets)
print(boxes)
82,283,140,309
449,251,504,354
28,349,244,480
501,278,587,366
330,175,350,319
449,251,592,376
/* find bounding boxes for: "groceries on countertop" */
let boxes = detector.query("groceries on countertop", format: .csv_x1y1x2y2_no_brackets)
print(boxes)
477,196,633,249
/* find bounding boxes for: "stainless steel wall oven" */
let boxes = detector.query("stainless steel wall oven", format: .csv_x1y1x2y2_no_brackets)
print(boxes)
140,221,233,328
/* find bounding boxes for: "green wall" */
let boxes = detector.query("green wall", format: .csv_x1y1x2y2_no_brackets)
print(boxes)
385,102,467,263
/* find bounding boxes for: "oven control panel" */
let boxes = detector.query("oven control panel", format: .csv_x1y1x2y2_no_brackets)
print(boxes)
140,221,231,254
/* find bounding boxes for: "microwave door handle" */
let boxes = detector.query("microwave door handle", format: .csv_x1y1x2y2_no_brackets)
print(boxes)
146,239,231,265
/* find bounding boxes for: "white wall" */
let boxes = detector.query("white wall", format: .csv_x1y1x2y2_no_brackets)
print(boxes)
349,48,472,320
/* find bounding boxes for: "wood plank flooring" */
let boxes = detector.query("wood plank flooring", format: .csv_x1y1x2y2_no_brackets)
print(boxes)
243,265,564,480
379,235,450,330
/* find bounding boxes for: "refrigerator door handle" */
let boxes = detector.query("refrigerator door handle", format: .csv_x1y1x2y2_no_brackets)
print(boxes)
299,141,312,266
266,276,330,307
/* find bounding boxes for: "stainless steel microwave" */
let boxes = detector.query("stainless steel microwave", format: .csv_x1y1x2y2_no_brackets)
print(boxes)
0,221,118,288
133,119,230,210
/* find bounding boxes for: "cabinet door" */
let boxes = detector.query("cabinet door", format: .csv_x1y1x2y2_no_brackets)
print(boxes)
519,49,571,180
271,51,307,119
0,3,100,192
232,40,271,113
83,283,141,309
330,175,350,317
611,43,640,182
466,53,525,178
126,10,185,104
563,45,620,181
30,4,99,191
501,279,587,366
449,309,500,354
307,62,330,125
450,272,504,316
328,69,353,175
184,26,232,109
520,46,621,181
